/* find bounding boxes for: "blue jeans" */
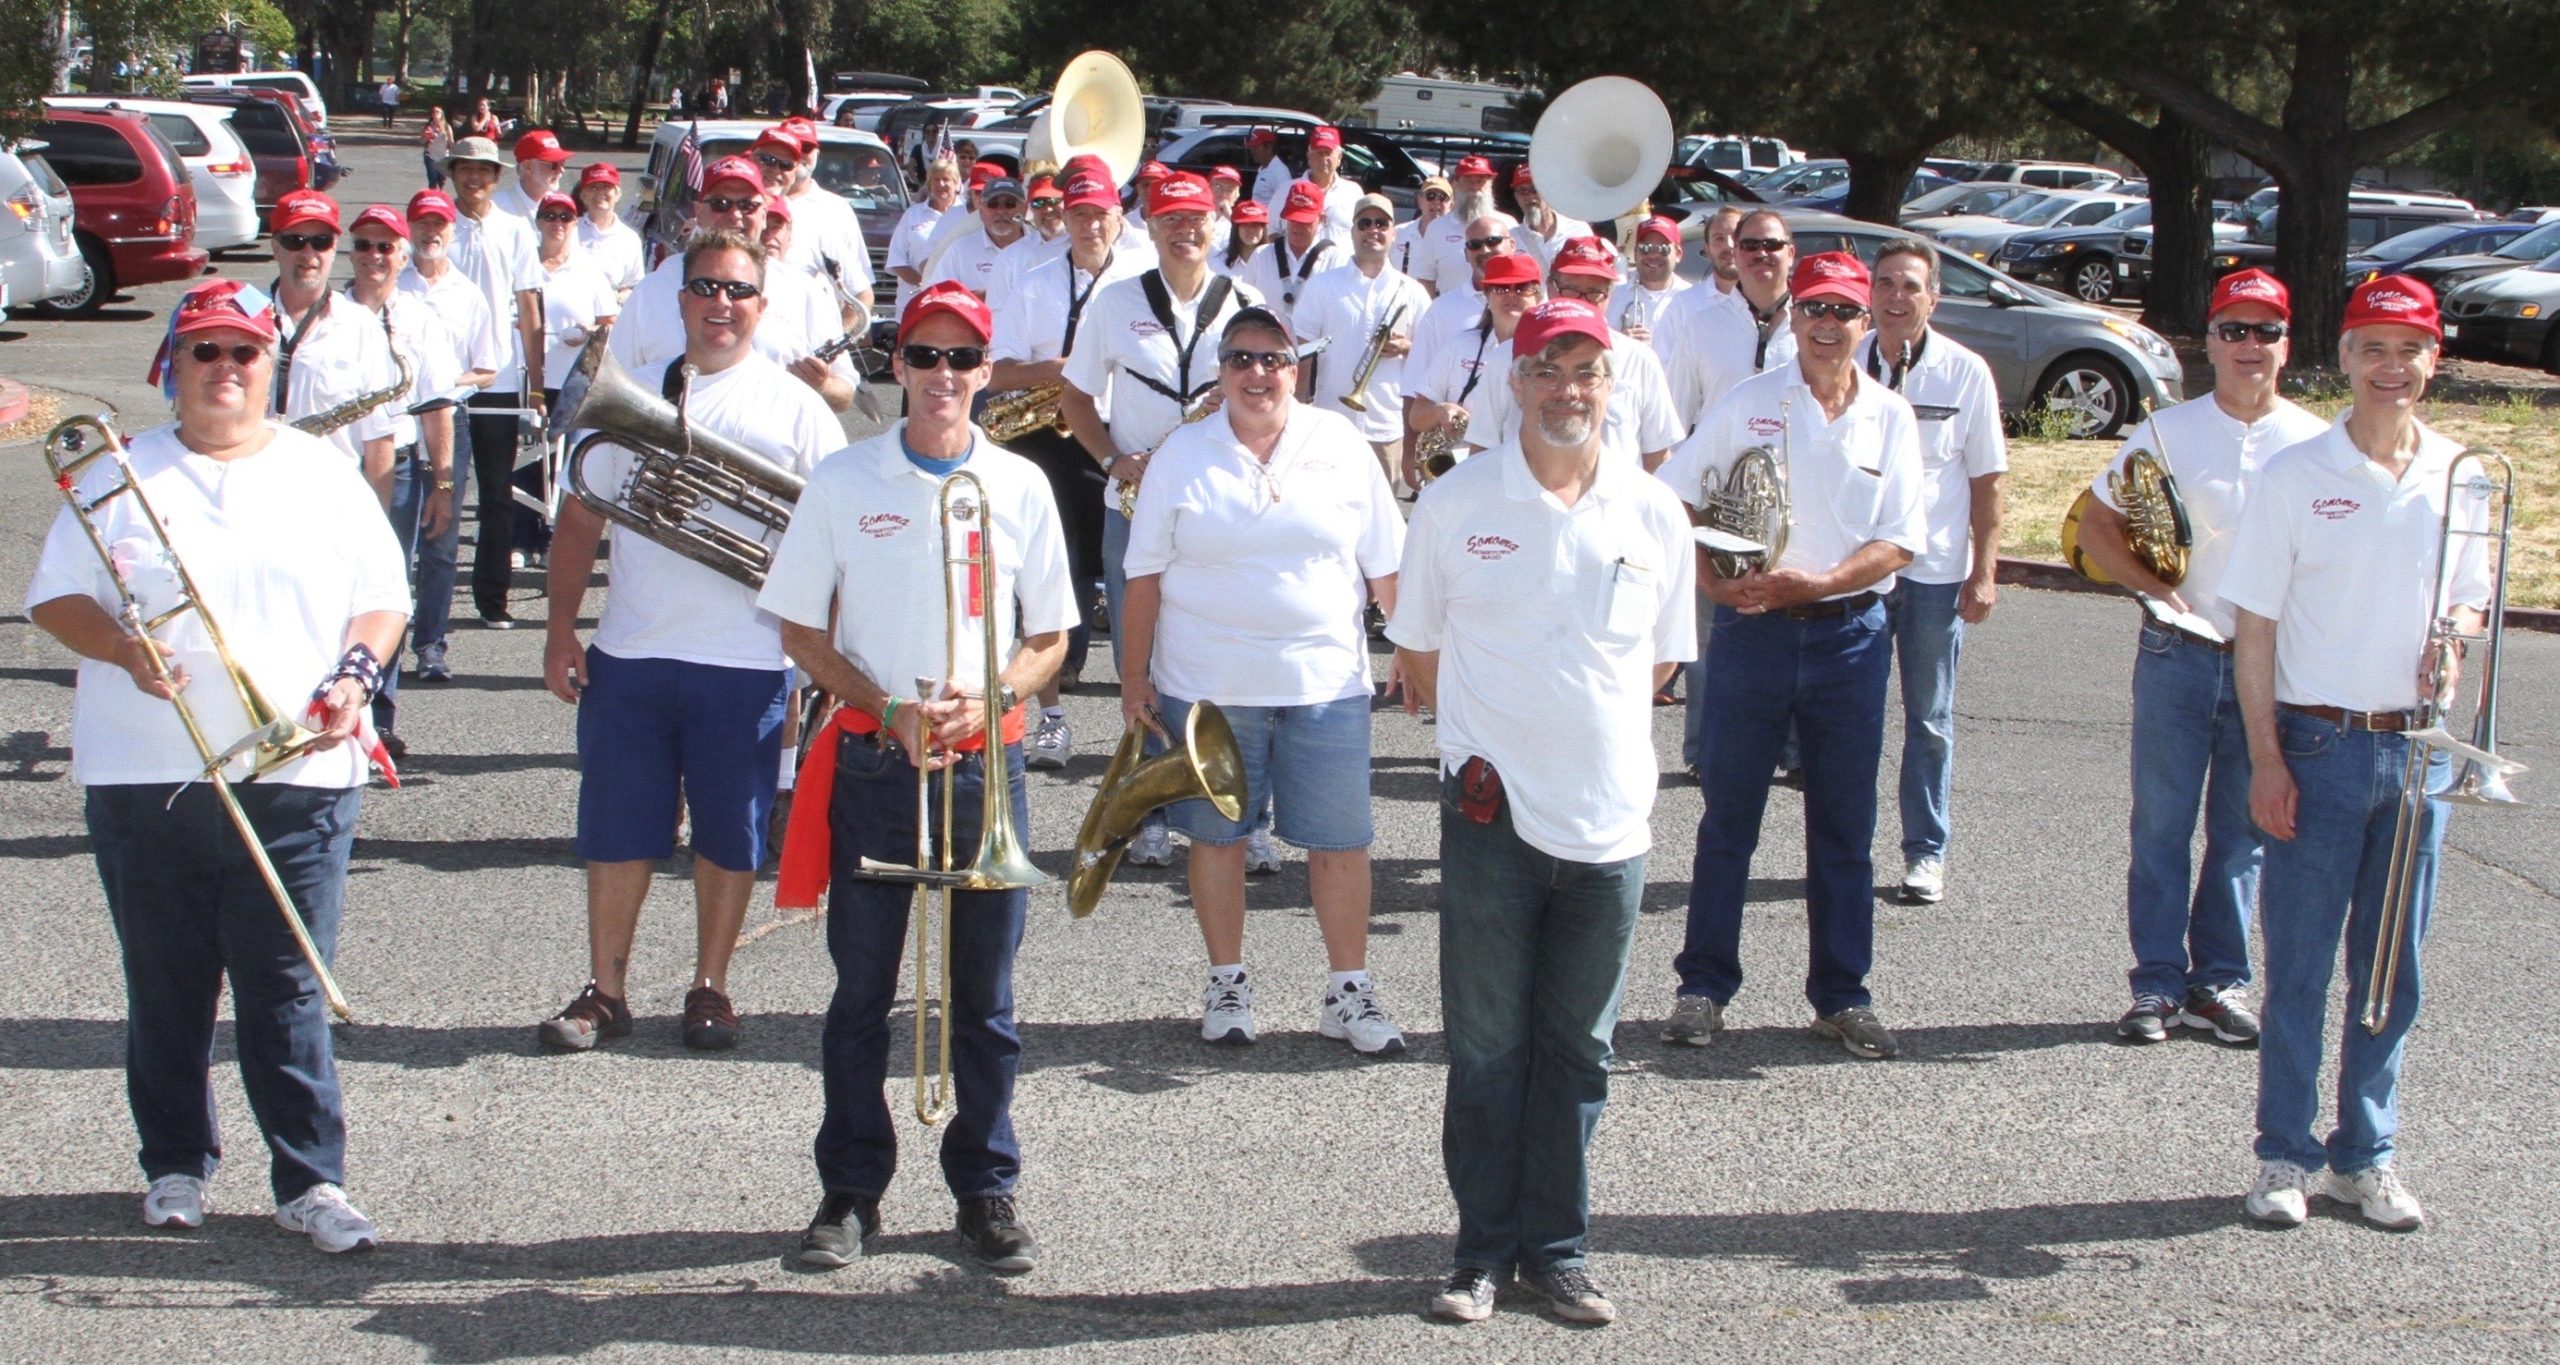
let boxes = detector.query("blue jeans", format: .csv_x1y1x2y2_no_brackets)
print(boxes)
88,781,360,1203
399,418,469,656
1438,771,1643,1275
2125,625,2260,1002
423,152,446,190
1101,503,1131,669
2255,712,2444,1174
1888,580,1964,863
1674,601,1891,1014
815,731,1030,1198
1681,592,1712,769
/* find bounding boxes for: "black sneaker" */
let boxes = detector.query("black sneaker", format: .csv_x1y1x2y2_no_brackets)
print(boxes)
536,982,632,1051
797,1192,880,1267
1812,1006,1899,1059
2117,994,2175,1044
1520,1264,1617,1325
1429,1266,1500,1323
957,1194,1038,1273
2177,984,2262,1045
379,730,409,762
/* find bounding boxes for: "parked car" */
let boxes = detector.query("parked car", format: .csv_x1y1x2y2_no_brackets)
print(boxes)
636,120,907,302
2441,254,2560,372
1972,159,2124,190
819,92,915,131
1153,102,1321,150
1674,134,1799,180
180,70,328,127
1746,159,1848,199
1996,202,2155,302
2396,218,2560,296
1677,209,2183,438
238,86,341,191
2342,221,2532,287
1934,189,2144,263
1362,126,1529,178
1899,181,2038,223
2116,198,2485,294
27,108,206,317
45,97,260,250
181,88,315,217
0,142,87,312
1156,126,1431,220
1783,171,1960,212
1921,157,1991,181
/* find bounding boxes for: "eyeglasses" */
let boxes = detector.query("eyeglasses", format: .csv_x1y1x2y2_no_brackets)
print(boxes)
697,195,761,215
1551,283,1610,304
1523,363,1610,387
984,197,1023,210
188,340,265,365
1634,242,1674,256
682,277,762,300
900,343,987,370
276,232,337,253
1482,282,1541,297
348,237,402,254
1354,217,1392,230
2212,320,2288,343
1221,349,1295,372
1736,237,1791,255
1465,236,1509,251
536,211,576,223
1797,301,1868,322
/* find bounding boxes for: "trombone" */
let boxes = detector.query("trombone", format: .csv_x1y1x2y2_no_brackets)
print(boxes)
2367,449,2526,1036
851,471,1050,1124
42,415,353,1021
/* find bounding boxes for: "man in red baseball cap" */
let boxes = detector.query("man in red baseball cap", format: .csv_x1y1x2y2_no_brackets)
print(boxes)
1508,164,1590,273
757,274,1076,1275
1656,244,1928,1065
1296,126,1363,251
760,123,878,326
1659,206,1798,425
264,189,402,493
1511,236,1681,471
2077,264,2327,1049
1239,180,1337,328
1418,154,1514,298
1611,216,1689,349
494,128,573,221
1246,128,1292,226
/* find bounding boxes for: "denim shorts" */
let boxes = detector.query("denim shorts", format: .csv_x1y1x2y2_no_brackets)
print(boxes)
1158,692,1374,850
575,647,789,872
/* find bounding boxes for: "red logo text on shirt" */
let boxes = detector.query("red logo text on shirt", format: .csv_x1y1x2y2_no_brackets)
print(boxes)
859,512,911,539
1130,320,1167,338
2310,497,2361,522
1466,534,1520,561
1747,416,1785,437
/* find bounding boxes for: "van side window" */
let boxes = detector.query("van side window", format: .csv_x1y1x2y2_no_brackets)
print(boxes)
36,120,142,185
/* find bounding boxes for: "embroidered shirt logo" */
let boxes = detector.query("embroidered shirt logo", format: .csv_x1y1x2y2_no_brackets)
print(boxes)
1465,534,1520,561
1747,415,1785,437
2310,497,2360,522
1130,320,1167,338
859,512,911,539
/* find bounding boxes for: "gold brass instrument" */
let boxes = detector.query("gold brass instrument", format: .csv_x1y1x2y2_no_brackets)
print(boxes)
1527,77,1676,229
1695,396,1791,578
2061,443,2193,587
1117,390,1220,517
2366,450,2526,1036
1414,411,1468,483
983,383,1070,442
853,471,1050,1124
293,348,414,438
1067,702,1248,918
41,415,352,1021
554,343,807,589
1339,303,1408,414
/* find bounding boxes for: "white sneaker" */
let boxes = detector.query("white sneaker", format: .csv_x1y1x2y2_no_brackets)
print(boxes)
276,1182,378,1253
1201,973,1257,1045
1318,979,1406,1055
1027,712,1072,770
1245,827,1281,875
2244,1160,2317,1226
2327,1166,2426,1230
142,1174,207,1230
1901,855,1945,904
1126,822,1174,868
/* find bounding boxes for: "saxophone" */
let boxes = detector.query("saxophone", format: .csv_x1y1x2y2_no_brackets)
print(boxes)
293,349,414,439
983,384,1069,443
1118,391,1219,517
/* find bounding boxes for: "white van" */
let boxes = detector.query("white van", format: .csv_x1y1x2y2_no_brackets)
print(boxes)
181,71,327,128
1354,74,1529,134
45,97,262,249
0,142,87,311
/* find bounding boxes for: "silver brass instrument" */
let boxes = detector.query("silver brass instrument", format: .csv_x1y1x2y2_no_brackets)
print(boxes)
293,348,414,438
1339,303,1407,413
853,472,1050,1124
1695,395,1791,578
41,415,353,1021
554,343,807,589
2367,450,2526,1036
983,383,1070,442
1414,411,1468,483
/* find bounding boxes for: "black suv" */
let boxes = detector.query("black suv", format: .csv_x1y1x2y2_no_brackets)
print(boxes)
1155,126,1431,218
2121,200,2481,293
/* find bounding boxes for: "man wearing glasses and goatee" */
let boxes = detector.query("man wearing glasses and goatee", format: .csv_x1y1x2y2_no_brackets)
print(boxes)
533,228,839,1058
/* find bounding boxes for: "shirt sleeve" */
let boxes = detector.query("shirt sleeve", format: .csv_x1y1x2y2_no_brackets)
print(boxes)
1623,344,1683,452
1010,468,1080,637
990,273,1038,365
1653,496,1701,664
1870,403,1928,554
754,465,842,630
342,463,414,616
1961,357,2008,476
23,501,113,614
1655,408,1720,509
2216,456,2296,621
1382,492,1446,653
1120,436,1187,578
1354,442,1406,579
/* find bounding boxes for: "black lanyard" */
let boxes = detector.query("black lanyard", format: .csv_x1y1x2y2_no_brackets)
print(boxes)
1865,331,1926,391
1062,252,1110,355
1749,292,1789,372
272,288,331,414
1275,238,1330,306
1456,315,1495,406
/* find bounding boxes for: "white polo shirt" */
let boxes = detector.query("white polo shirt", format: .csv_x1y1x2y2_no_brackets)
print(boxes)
1389,216,1442,286
399,264,500,383
1420,211,1515,298
1405,315,1506,426
580,353,840,671
991,249,1148,367
1661,286,1796,425
577,215,647,294
885,200,949,277
1236,236,1339,331
2092,392,2330,640
1856,329,2009,585
537,254,619,391
343,287,459,452
923,225,1024,297
987,231,1069,314
1609,276,1690,346
274,293,402,461
1466,328,1684,466
1408,282,1487,368
449,207,543,393
25,423,410,789
1659,364,1929,597
1059,269,1264,505
757,425,1079,700
1509,211,1590,271
1386,442,1698,863
1251,157,1295,224
1125,403,1403,706
1303,176,1364,254
782,183,877,301
2220,415,2493,713
1292,261,1431,443
607,256,854,384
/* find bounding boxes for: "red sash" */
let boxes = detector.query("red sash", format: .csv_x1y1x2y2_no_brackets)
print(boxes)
775,701,1027,909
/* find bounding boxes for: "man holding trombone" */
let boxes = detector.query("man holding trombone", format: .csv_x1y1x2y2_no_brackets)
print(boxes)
2223,276,2502,1232
761,281,1078,1273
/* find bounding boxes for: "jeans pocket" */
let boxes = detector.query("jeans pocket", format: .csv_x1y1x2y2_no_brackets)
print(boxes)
2137,623,2173,656
2277,712,2333,760
837,730,901,780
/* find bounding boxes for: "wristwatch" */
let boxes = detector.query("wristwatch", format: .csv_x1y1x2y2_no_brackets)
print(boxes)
996,683,1020,715
433,472,456,491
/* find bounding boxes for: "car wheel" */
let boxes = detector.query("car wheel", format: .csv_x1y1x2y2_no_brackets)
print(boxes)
2036,353,2137,440
2069,256,2118,304
33,233,113,319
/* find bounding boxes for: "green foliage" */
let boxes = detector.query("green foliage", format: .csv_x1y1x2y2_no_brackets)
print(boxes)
1014,0,1419,117
0,4,58,144
833,0,1019,89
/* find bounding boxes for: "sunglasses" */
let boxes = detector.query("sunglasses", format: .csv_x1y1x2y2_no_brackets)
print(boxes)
1482,282,1541,297
536,210,577,223
752,153,797,172
276,232,337,253
189,340,265,365
1220,349,1296,372
697,195,762,215
348,237,401,254
1422,190,1451,202
901,343,986,370
682,277,762,300
983,197,1023,211
1797,300,1868,322
1355,217,1393,230
2213,320,2288,343
1465,236,1508,251
1634,242,1674,256
1737,237,1792,255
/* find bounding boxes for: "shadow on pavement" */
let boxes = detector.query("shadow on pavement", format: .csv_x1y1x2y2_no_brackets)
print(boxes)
1626,1019,2104,1078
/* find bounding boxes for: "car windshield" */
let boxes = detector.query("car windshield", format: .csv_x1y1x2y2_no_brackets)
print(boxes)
2364,223,2476,258
2096,203,2150,229
1988,192,2058,222
2491,220,2560,260
2011,196,2085,226
694,136,907,220
1902,182,1988,216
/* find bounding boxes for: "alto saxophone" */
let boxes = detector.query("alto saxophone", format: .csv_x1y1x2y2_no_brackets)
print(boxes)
983,383,1069,442
293,349,414,439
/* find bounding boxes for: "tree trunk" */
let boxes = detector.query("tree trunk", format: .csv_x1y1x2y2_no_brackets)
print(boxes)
393,0,411,85
1840,143,1929,226
2138,112,2215,338
521,65,544,125
622,0,675,148
2270,27,2356,357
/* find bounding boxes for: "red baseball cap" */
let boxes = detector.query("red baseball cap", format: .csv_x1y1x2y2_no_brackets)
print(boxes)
751,130,804,163
1231,199,1269,226
1246,128,1277,149
405,188,459,223
169,278,278,343
1148,172,1212,218
2209,268,2290,321
1636,215,1679,243
513,129,571,164
1027,174,1062,201
1138,161,1172,184
1790,251,1871,308
1209,165,1241,187
538,191,577,216
969,159,1006,188
899,279,993,345
271,188,339,234
1511,164,1535,189
1061,167,1117,211
701,156,764,195
577,161,622,191
1480,252,1542,288
762,192,792,223
350,204,409,239
1513,298,1613,357
1281,181,1324,223
1455,155,1495,180
1309,126,1342,151
778,116,820,151
2342,273,2442,340
1060,153,1109,183
1552,236,1620,281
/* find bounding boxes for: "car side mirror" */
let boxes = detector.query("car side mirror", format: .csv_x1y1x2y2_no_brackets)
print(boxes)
1988,280,2028,307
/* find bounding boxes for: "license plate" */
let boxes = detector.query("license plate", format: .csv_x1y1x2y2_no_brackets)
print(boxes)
2442,323,2460,340
2117,263,2130,276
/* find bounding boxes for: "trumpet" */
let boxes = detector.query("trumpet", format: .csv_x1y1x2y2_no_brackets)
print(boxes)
41,416,352,1021
1339,304,1408,414
294,349,414,439
852,471,1050,1125
983,383,1070,442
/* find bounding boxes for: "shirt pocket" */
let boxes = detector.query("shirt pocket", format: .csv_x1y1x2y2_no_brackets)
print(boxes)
1597,558,1658,643
1829,452,1887,536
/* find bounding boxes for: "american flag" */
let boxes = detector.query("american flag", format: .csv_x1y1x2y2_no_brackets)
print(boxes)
673,120,705,196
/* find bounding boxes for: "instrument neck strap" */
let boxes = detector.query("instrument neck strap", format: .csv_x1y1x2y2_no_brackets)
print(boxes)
1275,238,1330,306
1458,318,1496,406
1063,251,1111,355
1136,269,1235,405
1750,292,1789,372
271,286,333,415
1865,330,1925,391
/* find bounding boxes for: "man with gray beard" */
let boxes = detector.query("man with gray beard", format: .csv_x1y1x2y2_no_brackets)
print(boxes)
1417,156,1515,297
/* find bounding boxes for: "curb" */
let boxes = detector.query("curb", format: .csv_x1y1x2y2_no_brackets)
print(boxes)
0,377,27,428
1997,556,2560,634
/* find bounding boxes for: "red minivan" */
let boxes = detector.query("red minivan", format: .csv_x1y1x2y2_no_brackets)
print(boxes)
31,107,207,317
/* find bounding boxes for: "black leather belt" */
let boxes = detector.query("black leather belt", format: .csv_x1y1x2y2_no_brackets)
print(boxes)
2168,625,2230,654
1781,590,1882,620
2281,703,2420,733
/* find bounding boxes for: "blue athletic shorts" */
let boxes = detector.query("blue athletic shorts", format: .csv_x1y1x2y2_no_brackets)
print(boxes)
575,646,789,872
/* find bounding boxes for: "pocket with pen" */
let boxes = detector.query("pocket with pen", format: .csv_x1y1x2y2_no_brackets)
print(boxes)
1599,557,1656,641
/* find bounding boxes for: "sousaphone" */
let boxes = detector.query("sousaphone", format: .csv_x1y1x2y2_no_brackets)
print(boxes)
1527,76,1676,230
922,50,1144,280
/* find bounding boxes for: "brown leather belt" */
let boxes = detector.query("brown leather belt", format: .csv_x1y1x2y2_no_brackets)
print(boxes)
1782,590,1882,621
2171,626,2231,654
2280,703,2419,733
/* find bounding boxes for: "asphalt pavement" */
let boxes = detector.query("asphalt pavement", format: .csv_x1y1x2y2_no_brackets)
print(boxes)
1,130,2555,1362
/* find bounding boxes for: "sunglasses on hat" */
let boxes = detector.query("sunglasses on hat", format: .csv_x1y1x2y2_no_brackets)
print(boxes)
2212,320,2288,343
683,277,762,300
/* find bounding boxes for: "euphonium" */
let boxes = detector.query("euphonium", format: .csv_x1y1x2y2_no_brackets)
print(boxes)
293,348,414,438
983,383,1070,442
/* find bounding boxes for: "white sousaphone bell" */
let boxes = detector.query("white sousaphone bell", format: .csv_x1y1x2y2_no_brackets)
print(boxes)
922,50,1146,280
1526,75,1676,229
